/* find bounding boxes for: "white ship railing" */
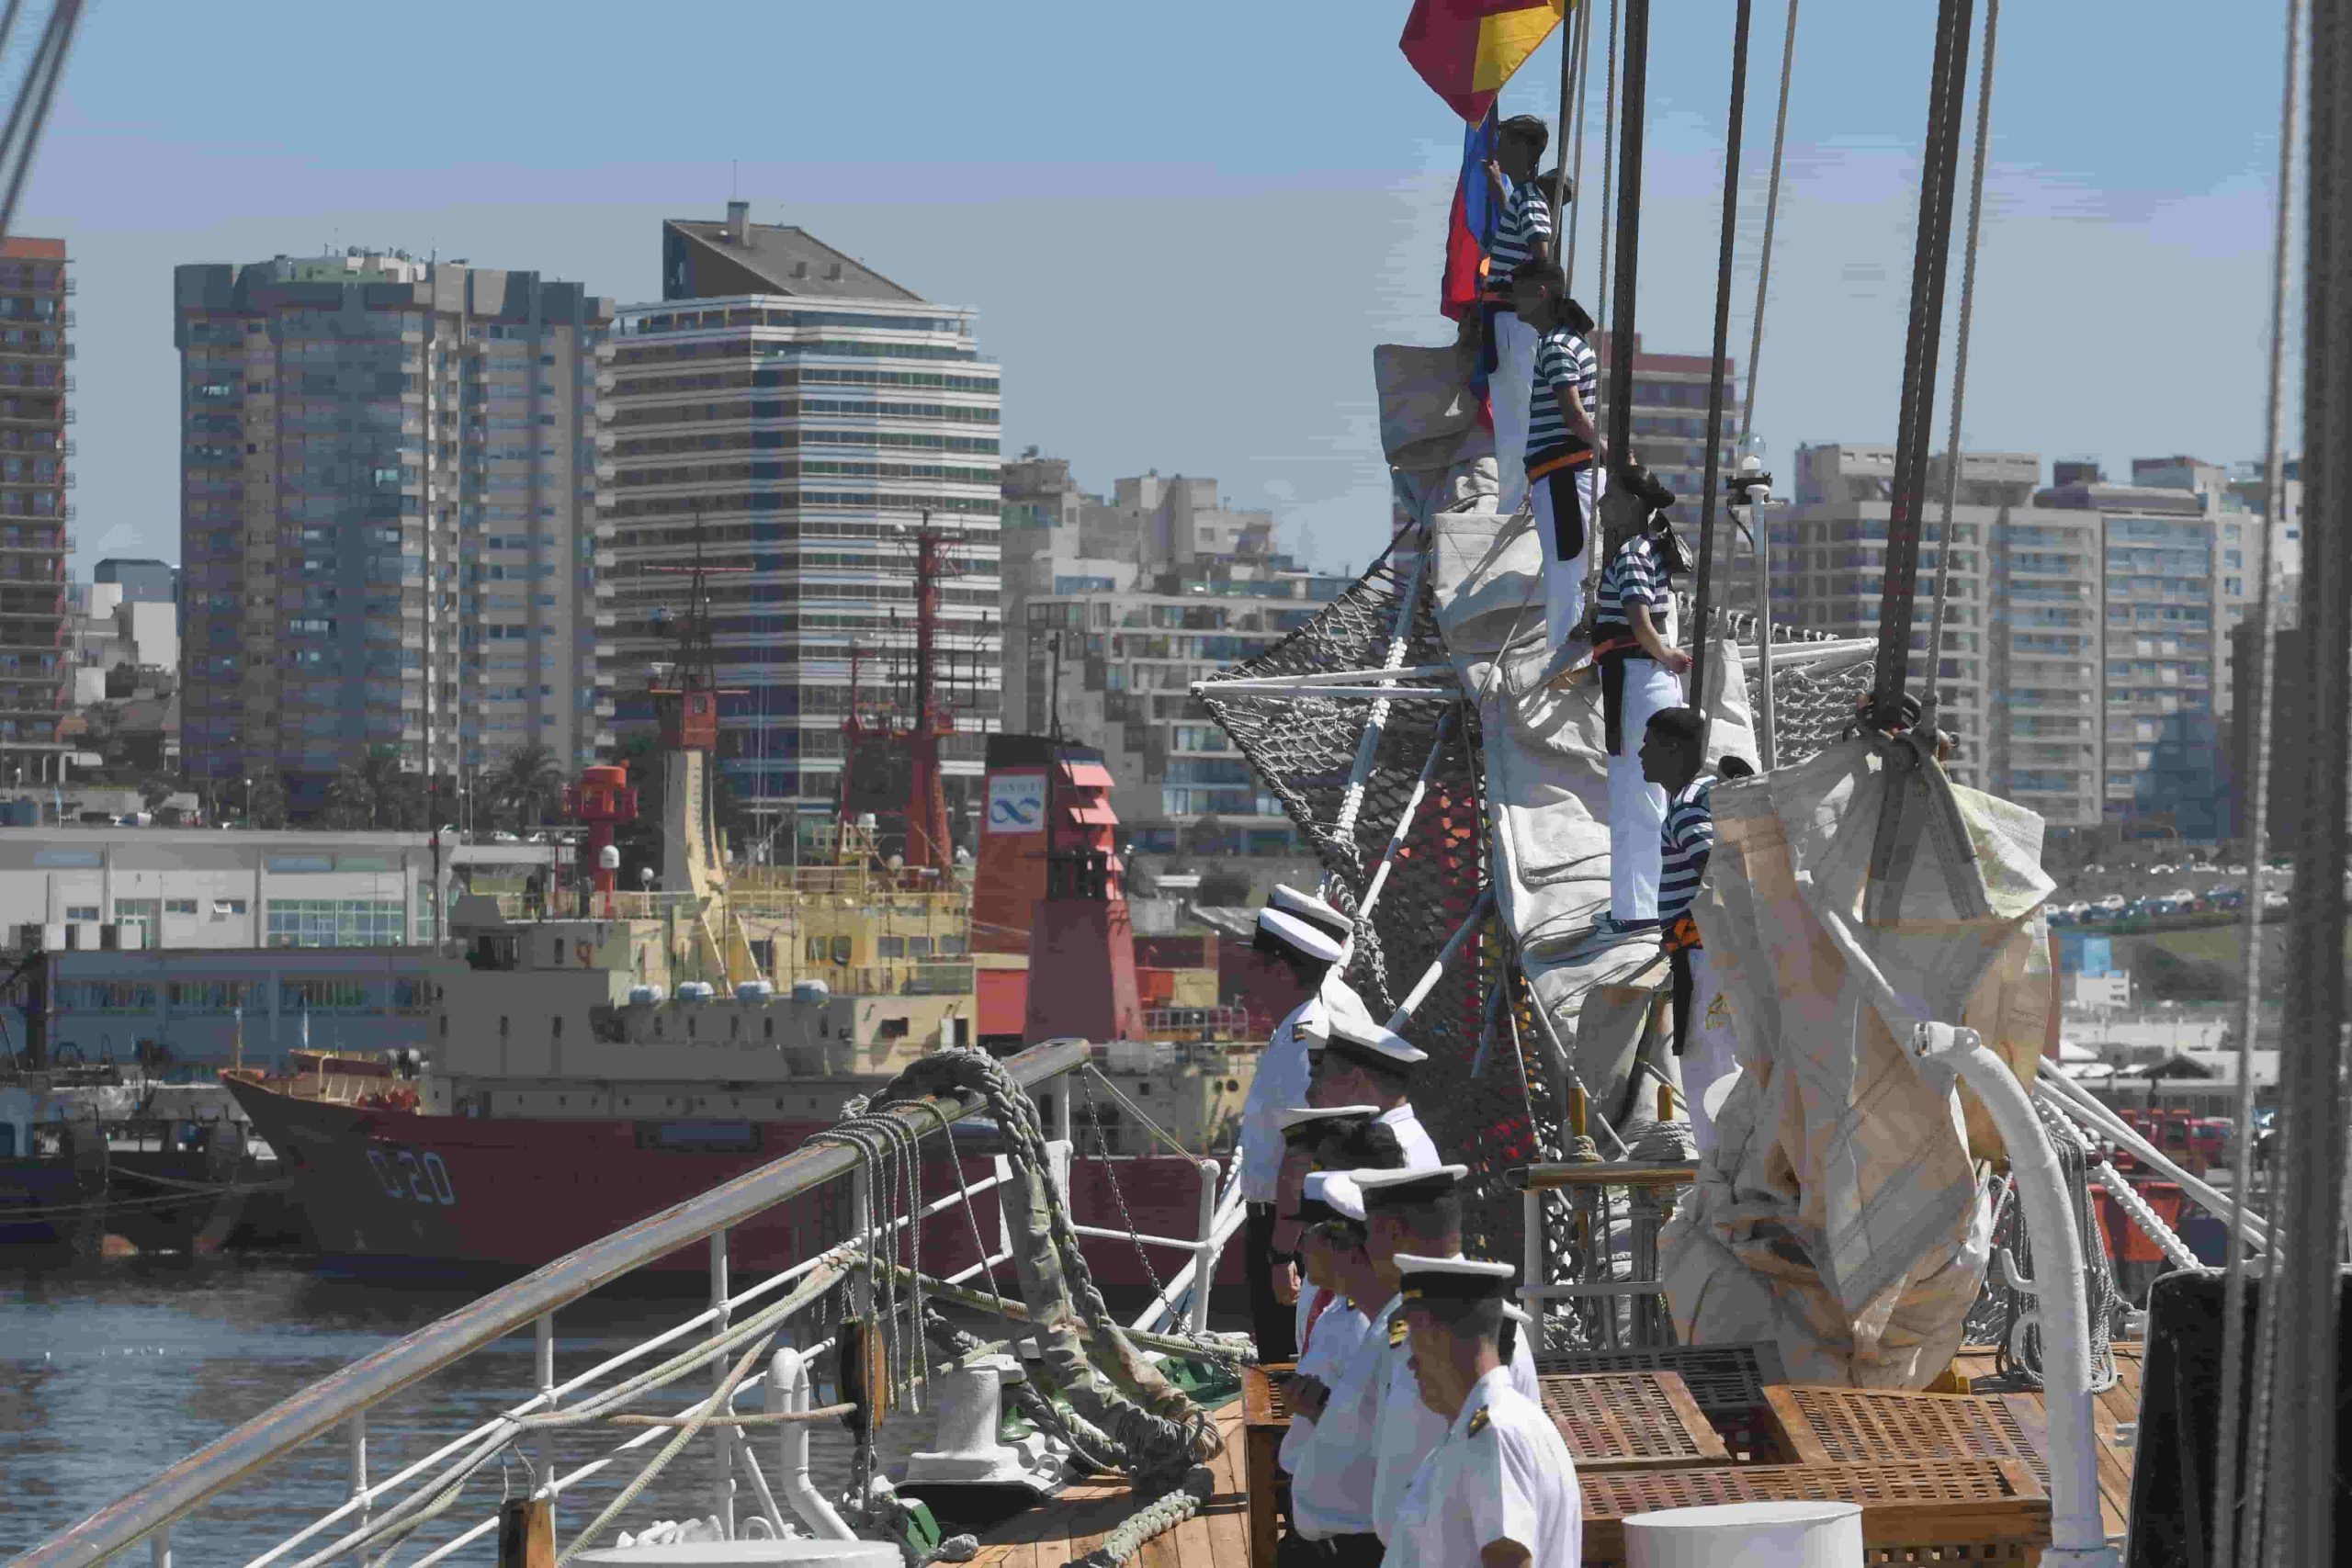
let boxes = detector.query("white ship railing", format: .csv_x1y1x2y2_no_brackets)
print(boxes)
15,1038,1244,1568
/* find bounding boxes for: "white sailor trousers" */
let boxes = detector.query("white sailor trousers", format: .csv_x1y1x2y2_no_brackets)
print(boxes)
1607,657,1683,920
1531,462,1600,649
1492,310,1538,514
1681,944,1740,1156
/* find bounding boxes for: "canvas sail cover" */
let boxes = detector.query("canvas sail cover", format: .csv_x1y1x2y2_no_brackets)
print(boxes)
1660,737,2056,1385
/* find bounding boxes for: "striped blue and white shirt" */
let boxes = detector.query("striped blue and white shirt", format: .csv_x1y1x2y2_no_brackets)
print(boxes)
1658,773,1719,925
1525,327,1598,466
1487,177,1555,293
1596,532,1672,635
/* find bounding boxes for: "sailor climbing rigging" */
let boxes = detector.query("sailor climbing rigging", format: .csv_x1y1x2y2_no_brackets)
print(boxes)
1513,259,1604,671
1482,114,1556,517
1642,705,1747,1153
1589,466,1691,931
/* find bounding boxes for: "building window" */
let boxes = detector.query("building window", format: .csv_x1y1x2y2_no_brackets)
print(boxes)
266,898,410,948
164,898,198,917
278,978,377,1012
63,905,98,922
113,899,161,931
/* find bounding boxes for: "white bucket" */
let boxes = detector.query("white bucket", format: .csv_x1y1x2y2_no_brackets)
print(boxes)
1623,1500,1863,1568
574,1542,900,1566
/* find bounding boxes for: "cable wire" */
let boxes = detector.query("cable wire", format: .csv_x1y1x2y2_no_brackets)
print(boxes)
1921,0,2001,741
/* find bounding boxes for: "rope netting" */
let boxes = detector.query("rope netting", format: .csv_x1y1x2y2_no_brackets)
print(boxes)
1195,530,1524,1261
1198,529,1884,1263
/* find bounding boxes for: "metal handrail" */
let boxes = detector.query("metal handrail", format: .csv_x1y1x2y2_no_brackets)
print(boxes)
17,1039,1091,1568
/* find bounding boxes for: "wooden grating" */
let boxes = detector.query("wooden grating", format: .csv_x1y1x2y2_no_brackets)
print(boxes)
1538,1371,1729,1472
1580,1458,2051,1567
1765,1385,2051,1491
1534,1340,1785,1419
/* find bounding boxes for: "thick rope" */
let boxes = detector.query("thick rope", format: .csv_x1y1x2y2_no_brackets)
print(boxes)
1737,0,1799,769
1686,0,1757,724
1920,0,2000,735
2211,8,2303,1568
1869,0,1975,721
555,1331,775,1564
2086,1157,2200,1275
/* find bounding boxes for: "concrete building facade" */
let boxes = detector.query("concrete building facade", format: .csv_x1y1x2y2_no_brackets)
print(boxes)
0,237,72,778
1776,446,2256,835
1023,560,1345,855
94,558,177,604
0,825,558,952
175,252,612,813
596,206,1002,830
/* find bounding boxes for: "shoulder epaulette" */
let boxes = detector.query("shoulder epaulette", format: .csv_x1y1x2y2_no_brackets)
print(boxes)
1387,1315,1408,1347
1467,1407,1492,1437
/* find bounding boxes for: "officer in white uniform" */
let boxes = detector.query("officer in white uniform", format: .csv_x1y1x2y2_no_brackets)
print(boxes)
1278,1171,1373,1474
1238,886,1353,1357
1306,976,1441,1170
1386,1254,1581,1568
1351,1165,1541,1544
1272,1104,1379,1349
1285,1174,1398,1566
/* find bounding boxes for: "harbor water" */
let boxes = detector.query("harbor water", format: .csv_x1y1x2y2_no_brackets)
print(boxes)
0,1255,905,1562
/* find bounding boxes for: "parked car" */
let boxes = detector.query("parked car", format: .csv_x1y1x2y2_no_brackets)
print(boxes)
2098,894,2129,910
2263,890,2290,909
2223,863,2249,876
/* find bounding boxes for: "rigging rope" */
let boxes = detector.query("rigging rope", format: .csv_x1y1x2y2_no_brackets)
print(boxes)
2259,0,2352,1552
1686,0,1758,726
2211,6,2302,1566
1920,0,2001,739
1601,0,1650,466
1869,0,1976,723
1560,0,1597,290
1738,0,1800,770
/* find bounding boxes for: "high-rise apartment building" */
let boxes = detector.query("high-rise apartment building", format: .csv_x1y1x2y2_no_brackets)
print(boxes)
1602,336,1742,504
0,237,72,782
175,253,610,812
595,206,1002,838
1774,446,2255,835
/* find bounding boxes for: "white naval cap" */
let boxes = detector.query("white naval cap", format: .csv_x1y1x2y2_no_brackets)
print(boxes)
1255,906,1345,966
1351,1163,1469,1211
1269,884,1354,942
1301,1169,1366,1224
1313,988,1428,1073
1276,1102,1380,1134
1394,1252,1528,1320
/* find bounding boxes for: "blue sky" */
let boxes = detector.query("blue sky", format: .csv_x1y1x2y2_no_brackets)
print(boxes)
17,0,2296,576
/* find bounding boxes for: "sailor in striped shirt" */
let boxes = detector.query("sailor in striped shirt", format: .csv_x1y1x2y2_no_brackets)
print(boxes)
1639,705,1745,1155
1511,261,1602,661
1592,467,1690,931
1482,115,1555,517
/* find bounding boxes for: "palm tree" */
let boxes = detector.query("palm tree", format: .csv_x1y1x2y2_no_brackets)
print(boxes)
247,773,289,829
483,740,567,831
325,755,419,829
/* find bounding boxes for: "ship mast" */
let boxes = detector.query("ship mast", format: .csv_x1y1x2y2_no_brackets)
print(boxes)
902,512,957,874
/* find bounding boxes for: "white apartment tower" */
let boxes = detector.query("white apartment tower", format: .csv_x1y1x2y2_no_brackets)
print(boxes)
594,206,1003,835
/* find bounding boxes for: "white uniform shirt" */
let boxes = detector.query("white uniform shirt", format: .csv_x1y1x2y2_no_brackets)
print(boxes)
1293,1281,1325,1351
1279,1295,1371,1472
1237,997,1321,1201
1372,1307,1541,1540
1291,1293,1398,1538
1388,1367,1582,1568
1380,1103,1442,1170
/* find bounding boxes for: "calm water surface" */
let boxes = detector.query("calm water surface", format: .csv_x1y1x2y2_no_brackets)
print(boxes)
0,1254,904,1564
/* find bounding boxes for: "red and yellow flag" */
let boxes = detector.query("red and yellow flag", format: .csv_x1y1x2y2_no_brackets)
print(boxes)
1400,0,1568,123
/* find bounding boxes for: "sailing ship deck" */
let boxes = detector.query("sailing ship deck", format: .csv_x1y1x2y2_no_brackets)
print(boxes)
967,1345,2145,1564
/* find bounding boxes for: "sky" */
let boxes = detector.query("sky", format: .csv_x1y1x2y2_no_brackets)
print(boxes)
12,0,2299,578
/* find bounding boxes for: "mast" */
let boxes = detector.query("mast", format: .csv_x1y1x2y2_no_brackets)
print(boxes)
902,512,956,874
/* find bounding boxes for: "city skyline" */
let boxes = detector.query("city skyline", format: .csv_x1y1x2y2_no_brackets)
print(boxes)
16,0,2301,581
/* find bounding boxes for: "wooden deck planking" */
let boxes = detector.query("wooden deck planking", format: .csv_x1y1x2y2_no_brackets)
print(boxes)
970,1407,1250,1568
974,1350,2152,1563
1953,1341,2145,1547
